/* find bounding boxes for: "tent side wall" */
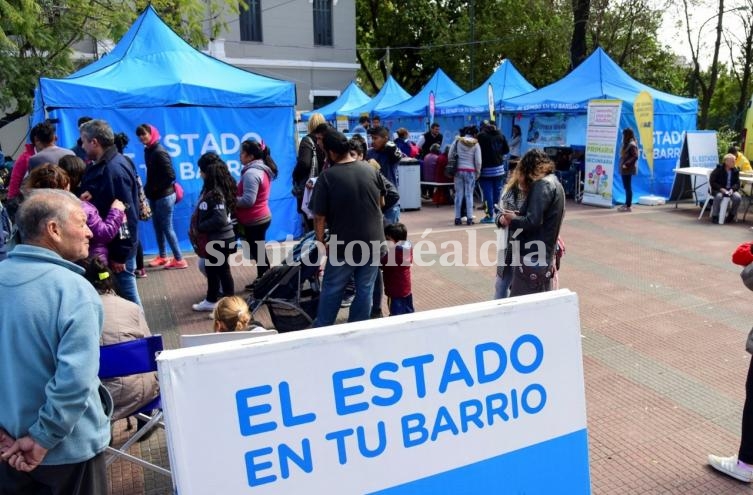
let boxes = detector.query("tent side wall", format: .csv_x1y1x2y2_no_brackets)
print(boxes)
43,105,299,252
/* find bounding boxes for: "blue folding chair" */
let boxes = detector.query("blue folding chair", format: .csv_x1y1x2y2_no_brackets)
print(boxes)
99,335,171,478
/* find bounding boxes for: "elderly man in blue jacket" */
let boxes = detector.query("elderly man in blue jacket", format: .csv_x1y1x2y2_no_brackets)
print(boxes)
0,189,110,495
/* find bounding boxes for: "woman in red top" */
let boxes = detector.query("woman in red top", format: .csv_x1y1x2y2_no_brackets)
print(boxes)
236,139,278,289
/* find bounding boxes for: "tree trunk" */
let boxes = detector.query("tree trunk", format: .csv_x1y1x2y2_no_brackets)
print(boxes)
570,0,590,70
699,0,726,129
734,7,753,133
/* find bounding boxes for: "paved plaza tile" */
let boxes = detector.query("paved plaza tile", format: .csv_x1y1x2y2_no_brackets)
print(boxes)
108,199,753,494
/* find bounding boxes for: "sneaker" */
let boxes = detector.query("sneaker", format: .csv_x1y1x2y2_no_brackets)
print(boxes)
708,455,753,482
467,218,474,225
480,216,494,224
341,294,355,308
618,205,631,212
192,299,217,312
134,269,147,279
148,256,169,267
454,218,462,226
164,259,188,270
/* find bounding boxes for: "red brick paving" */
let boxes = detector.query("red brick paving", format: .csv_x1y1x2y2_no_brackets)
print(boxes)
108,198,753,494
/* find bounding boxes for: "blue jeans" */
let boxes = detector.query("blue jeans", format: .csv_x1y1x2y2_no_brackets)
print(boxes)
454,171,476,219
314,256,379,327
480,176,504,218
151,193,182,260
115,255,142,307
494,266,514,299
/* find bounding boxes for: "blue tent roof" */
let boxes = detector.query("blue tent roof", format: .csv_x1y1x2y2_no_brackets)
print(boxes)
342,75,411,118
378,69,466,119
35,6,295,109
301,81,370,120
436,60,535,116
503,47,697,114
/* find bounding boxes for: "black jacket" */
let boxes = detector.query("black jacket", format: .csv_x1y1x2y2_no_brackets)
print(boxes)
420,131,443,157
144,143,176,200
80,146,140,264
709,165,740,194
507,174,565,265
293,134,325,190
196,189,236,242
477,128,509,168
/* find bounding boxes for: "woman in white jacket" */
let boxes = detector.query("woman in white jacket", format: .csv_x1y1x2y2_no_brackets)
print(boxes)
453,126,482,225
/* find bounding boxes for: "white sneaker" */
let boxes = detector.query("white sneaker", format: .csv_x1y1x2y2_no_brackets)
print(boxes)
708,454,753,482
192,299,217,312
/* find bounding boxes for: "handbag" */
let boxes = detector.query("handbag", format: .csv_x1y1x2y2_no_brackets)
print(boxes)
188,210,208,258
174,182,184,203
136,176,152,221
292,137,318,198
445,141,458,178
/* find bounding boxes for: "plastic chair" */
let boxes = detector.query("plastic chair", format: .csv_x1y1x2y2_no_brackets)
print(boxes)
698,184,729,224
179,328,278,348
99,335,171,478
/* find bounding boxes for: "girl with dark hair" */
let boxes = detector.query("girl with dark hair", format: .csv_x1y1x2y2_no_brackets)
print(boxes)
236,139,277,289
190,157,238,312
29,162,126,265
82,256,159,423
135,124,186,268
618,128,639,212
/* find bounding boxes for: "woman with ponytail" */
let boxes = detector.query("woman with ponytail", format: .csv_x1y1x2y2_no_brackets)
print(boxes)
236,138,277,289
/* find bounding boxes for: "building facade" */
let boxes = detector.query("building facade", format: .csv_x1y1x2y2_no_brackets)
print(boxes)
207,0,359,111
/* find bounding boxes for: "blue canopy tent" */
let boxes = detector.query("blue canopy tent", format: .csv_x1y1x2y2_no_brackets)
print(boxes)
300,81,370,121
503,47,698,202
379,69,465,120
434,59,535,142
343,75,411,130
32,6,299,253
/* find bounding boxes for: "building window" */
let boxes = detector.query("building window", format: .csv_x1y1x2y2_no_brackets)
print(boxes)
240,0,262,42
313,0,333,46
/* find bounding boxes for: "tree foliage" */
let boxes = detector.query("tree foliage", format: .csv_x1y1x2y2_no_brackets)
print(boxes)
0,0,239,127
355,0,679,101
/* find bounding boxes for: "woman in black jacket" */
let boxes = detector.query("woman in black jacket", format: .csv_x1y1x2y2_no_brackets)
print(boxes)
136,124,186,269
190,153,238,312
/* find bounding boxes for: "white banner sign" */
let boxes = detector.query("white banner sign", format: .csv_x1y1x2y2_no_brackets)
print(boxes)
158,291,590,494
686,130,718,203
584,99,622,207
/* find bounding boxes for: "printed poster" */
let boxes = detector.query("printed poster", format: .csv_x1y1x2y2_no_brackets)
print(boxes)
525,114,566,146
583,99,622,207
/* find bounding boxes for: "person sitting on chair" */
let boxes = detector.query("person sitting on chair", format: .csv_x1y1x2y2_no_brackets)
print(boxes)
213,296,265,333
82,257,159,425
710,154,742,223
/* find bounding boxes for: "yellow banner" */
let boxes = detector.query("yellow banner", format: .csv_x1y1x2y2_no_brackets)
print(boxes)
633,91,654,176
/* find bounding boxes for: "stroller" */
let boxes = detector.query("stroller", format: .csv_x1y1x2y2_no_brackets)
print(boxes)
247,231,323,332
